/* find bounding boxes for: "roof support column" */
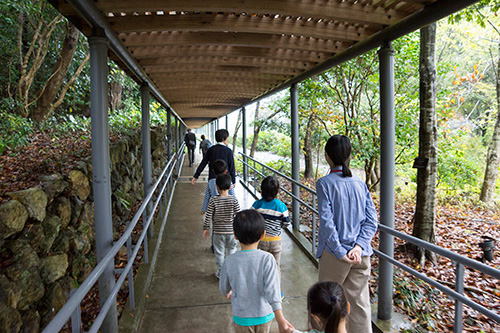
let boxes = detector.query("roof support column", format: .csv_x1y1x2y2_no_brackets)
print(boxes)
225,115,229,130
88,33,118,333
175,118,179,152
290,83,300,230
378,42,396,321
212,121,215,144
242,107,248,183
141,85,153,239
167,109,172,159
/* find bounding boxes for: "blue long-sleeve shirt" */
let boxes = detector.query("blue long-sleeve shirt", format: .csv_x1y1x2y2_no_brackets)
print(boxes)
202,178,236,212
316,167,378,259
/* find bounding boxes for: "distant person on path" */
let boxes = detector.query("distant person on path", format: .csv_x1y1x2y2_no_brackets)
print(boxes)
220,209,294,333
184,128,196,167
203,173,240,278
316,135,377,333
199,134,212,160
192,129,236,187
251,176,290,287
291,281,349,333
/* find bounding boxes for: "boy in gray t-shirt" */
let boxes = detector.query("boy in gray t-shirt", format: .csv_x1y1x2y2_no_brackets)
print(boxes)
219,210,294,333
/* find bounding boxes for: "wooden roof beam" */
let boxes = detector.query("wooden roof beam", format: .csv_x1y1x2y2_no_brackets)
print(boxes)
124,32,351,54
109,14,375,42
58,0,411,26
141,56,317,70
130,45,333,63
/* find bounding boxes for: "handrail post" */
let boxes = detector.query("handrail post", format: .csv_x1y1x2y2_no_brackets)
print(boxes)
141,85,153,239
454,262,464,332
70,289,82,333
88,32,118,333
126,223,135,310
377,41,396,321
167,108,172,159
175,118,179,153
242,107,248,183
312,194,317,256
290,83,300,230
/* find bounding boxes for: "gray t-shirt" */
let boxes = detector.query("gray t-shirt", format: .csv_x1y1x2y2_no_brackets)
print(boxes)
220,249,282,318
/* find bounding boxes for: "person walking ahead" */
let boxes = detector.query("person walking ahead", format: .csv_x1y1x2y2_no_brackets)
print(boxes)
199,134,212,160
192,129,236,187
184,128,196,166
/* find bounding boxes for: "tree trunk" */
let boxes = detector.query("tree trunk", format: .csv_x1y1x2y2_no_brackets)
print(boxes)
233,109,242,151
412,23,438,264
303,113,315,179
109,81,123,112
479,44,500,202
31,22,79,122
250,101,261,157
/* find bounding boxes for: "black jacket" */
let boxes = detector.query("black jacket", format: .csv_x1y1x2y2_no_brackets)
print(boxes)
193,144,236,183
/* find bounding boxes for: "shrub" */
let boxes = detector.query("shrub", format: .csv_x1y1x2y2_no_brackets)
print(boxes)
0,109,33,154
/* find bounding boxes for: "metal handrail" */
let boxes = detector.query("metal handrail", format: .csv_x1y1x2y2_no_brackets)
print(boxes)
239,153,316,194
43,143,185,333
238,153,500,328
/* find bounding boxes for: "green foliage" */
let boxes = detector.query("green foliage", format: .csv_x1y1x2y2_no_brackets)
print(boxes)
0,109,33,154
437,131,485,192
265,159,292,177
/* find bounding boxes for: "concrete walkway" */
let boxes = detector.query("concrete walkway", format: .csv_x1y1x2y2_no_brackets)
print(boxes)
137,153,318,332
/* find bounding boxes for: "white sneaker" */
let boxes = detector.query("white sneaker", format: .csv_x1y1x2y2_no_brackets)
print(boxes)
215,270,220,279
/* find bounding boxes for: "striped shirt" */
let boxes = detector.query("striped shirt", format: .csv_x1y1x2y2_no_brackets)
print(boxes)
204,195,240,234
251,199,290,237
202,178,235,212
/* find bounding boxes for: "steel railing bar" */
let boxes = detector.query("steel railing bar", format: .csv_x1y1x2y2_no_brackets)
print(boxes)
239,154,316,194
378,224,500,279
374,249,500,323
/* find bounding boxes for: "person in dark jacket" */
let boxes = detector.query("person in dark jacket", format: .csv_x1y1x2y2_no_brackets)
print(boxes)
199,134,212,160
192,129,236,187
184,128,196,166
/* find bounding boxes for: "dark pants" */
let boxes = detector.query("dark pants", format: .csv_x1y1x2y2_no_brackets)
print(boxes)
187,146,195,165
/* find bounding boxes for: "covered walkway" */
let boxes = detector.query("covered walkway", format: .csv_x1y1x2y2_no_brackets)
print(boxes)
131,153,317,332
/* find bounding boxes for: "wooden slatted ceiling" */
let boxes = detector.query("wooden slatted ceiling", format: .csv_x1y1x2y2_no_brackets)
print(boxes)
54,0,436,128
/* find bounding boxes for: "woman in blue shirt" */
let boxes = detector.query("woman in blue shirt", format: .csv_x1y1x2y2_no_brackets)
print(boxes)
315,135,378,333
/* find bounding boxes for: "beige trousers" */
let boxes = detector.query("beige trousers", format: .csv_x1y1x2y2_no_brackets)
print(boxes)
233,320,272,333
318,250,372,333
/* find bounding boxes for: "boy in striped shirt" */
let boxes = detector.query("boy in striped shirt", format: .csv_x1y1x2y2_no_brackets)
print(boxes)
203,173,240,279
252,176,290,279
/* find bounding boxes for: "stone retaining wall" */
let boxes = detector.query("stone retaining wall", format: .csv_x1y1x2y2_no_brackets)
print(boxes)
0,127,170,333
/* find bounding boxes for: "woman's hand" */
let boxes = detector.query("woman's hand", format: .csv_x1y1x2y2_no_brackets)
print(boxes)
346,245,362,264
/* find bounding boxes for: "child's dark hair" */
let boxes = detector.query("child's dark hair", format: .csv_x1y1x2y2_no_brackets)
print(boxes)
213,159,228,176
261,176,279,202
215,129,229,142
216,173,232,191
201,134,205,140
233,210,265,245
307,281,348,333
325,135,352,177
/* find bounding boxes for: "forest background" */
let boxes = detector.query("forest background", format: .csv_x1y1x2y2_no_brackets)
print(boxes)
0,0,500,332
